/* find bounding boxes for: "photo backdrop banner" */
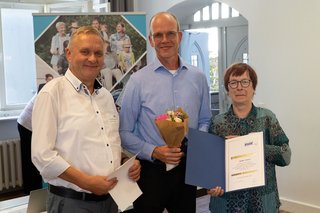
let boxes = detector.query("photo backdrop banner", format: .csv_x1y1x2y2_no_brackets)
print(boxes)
33,13,147,102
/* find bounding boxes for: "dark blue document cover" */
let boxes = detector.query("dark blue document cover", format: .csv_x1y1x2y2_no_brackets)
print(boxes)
185,128,225,189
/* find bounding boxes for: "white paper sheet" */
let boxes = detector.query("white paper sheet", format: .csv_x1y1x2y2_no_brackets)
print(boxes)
225,132,265,192
108,155,142,212
166,163,178,171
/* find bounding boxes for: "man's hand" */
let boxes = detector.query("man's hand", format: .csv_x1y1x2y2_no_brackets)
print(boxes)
152,145,184,164
85,176,118,195
128,159,141,181
58,167,118,196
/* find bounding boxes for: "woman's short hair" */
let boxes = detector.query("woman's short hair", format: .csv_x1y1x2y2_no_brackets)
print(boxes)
224,63,258,92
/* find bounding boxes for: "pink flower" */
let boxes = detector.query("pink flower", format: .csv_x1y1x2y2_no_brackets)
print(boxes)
156,114,169,121
155,108,189,148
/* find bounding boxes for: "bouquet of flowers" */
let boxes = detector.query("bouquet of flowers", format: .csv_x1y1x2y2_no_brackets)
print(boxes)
155,108,189,171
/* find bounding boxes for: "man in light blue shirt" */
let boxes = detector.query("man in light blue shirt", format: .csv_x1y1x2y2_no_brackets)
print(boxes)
119,12,211,213
119,55,210,161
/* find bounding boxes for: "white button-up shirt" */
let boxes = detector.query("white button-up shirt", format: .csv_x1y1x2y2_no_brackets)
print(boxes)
17,94,36,131
32,70,121,192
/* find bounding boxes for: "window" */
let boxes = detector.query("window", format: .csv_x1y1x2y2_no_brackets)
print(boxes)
0,2,109,118
0,8,38,112
212,3,219,20
191,55,198,67
194,2,240,22
243,53,249,63
187,28,218,92
221,3,229,19
232,8,239,17
202,6,210,21
189,1,248,111
194,10,201,22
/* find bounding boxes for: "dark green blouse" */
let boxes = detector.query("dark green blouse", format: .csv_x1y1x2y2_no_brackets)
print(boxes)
209,104,291,213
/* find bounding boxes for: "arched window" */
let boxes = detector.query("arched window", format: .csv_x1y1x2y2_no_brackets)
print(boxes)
193,2,240,22
171,1,248,112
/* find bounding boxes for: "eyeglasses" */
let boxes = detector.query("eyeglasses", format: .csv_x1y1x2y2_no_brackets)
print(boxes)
151,31,179,42
228,79,251,89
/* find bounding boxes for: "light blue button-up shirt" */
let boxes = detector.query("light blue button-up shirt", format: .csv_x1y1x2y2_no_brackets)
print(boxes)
119,57,211,161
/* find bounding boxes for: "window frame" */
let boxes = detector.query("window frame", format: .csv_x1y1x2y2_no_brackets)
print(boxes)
0,5,42,114
0,1,110,118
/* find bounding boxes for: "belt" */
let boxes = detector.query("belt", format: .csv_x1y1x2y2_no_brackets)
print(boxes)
49,184,111,202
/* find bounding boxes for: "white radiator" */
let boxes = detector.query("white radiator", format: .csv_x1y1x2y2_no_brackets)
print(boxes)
0,139,23,191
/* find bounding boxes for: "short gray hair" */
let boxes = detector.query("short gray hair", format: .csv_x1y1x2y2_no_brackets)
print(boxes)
67,26,104,51
55,21,65,29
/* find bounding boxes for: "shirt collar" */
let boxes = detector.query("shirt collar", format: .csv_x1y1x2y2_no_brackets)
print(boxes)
228,103,257,124
152,55,189,74
64,69,102,95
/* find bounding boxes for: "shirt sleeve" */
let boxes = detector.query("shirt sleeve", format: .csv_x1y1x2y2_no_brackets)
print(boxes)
119,78,156,161
264,113,291,166
197,74,212,132
31,91,70,180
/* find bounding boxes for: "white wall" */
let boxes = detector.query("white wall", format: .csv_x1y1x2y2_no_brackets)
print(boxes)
225,0,320,210
134,0,320,211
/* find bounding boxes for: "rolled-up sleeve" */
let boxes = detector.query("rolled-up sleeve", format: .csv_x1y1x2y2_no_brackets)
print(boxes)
32,92,69,180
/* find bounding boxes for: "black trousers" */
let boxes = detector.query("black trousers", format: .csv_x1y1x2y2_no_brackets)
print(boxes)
17,123,43,194
132,157,196,213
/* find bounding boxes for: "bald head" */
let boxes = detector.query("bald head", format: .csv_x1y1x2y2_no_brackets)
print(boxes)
149,12,180,36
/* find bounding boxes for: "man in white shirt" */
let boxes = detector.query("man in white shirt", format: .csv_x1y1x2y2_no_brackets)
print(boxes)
32,26,140,213
17,94,43,194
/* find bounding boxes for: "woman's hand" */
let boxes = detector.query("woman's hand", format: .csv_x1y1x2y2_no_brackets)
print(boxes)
207,186,224,197
225,135,239,139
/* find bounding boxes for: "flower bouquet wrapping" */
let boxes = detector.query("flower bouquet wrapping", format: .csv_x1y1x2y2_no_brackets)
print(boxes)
155,108,189,171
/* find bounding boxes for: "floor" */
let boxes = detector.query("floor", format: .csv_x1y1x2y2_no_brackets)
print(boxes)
159,195,210,213
123,195,210,213
0,190,25,202
194,195,291,213
0,190,291,213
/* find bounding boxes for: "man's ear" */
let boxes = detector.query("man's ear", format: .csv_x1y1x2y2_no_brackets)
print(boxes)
65,48,71,62
148,35,155,48
178,31,183,43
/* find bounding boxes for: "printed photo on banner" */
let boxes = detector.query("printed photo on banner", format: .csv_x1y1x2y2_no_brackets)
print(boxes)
33,13,147,102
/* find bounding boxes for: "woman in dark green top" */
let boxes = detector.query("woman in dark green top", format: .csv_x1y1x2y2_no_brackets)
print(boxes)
208,63,291,213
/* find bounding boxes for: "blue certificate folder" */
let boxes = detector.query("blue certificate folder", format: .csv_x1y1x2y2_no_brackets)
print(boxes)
185,128,225,189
